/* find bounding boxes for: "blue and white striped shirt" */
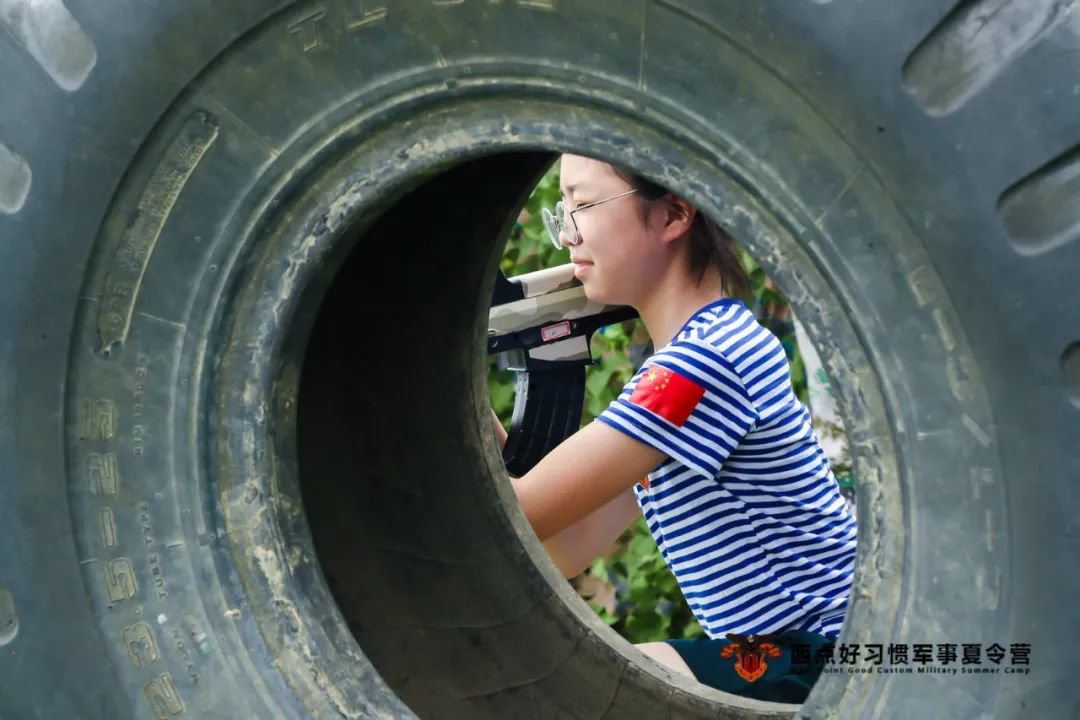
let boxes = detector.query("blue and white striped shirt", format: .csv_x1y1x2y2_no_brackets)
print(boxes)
595,298,857,639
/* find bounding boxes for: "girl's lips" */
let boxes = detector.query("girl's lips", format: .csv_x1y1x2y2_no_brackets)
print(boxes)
573,262,592,278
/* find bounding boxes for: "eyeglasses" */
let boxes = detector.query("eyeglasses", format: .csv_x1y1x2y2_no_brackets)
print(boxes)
540,188,640,250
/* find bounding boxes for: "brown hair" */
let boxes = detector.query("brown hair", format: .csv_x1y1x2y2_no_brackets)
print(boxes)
606,163,752,302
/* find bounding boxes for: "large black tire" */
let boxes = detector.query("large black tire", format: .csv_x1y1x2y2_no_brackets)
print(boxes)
1,1,1076,718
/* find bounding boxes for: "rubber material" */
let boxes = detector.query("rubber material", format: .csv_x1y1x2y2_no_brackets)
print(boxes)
0,1,1077,719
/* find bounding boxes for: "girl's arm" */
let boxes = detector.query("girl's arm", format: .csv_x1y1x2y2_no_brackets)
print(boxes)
490,408,647,577
509,420,667,543
541,485,641,579
489,408,508,450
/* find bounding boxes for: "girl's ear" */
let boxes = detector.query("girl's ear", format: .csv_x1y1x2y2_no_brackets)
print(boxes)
658,194,697,242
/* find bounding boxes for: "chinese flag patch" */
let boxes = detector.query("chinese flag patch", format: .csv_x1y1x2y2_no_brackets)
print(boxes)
628,366,705,427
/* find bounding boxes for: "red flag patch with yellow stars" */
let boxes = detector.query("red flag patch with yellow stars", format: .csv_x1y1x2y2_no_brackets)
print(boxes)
628,365,706,427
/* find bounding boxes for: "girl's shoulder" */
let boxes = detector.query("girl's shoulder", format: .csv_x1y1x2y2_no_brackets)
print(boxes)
675,299,763,351
665,300,786,385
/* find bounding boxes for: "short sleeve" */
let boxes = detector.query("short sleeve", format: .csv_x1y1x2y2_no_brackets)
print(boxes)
594,338,758,482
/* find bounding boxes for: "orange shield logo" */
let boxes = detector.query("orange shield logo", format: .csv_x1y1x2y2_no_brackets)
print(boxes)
721,633,783,682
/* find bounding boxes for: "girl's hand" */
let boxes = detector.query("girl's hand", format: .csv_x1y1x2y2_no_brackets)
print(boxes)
490,408,508,451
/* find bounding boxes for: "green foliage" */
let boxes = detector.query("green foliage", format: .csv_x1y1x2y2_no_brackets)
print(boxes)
496,162,565,279
488,159,824,644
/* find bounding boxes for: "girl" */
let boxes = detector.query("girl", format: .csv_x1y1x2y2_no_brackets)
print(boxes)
490,153,857,703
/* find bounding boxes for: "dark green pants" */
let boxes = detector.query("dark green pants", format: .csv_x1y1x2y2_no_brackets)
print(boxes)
664,629,832,703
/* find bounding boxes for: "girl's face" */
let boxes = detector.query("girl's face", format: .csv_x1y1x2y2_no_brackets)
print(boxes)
557,154,669,307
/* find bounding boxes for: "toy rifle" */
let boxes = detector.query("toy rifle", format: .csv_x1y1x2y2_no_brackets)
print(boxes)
487,263,649,477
